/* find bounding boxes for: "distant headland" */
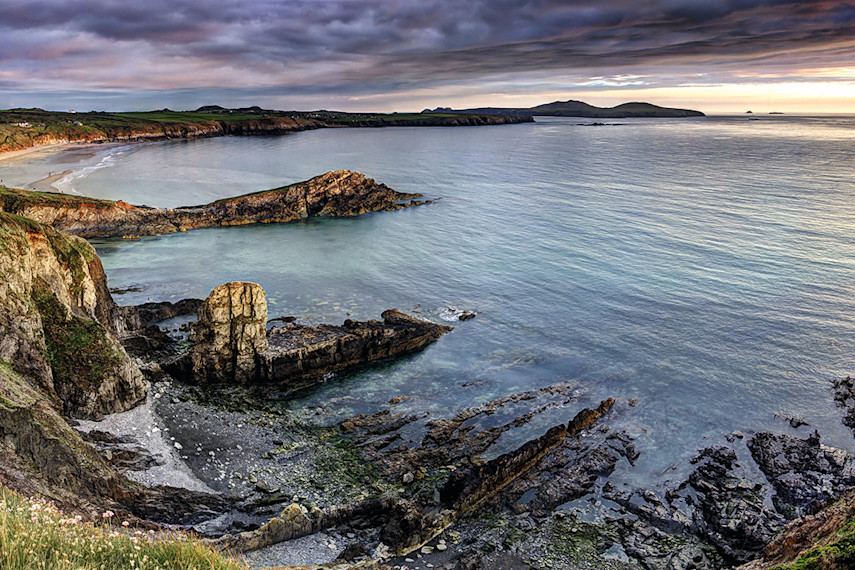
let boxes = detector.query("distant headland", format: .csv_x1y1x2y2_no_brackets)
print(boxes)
0,101,703,156
0,106,531,155
423,99,705,118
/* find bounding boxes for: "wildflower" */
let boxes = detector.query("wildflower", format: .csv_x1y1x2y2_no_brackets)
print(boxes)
102,510,114,518
122,521,130,527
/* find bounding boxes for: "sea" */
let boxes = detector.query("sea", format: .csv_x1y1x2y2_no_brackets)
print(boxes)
3,115,855,492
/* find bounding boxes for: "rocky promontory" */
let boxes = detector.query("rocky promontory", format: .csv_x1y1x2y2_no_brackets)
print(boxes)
169,281,453,389
0,170,426,238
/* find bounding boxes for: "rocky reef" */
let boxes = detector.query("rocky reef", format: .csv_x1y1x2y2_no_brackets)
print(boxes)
171,281,453,389
0,170,427,238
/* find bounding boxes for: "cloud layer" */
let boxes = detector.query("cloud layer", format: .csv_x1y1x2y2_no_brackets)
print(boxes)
2,0,853,111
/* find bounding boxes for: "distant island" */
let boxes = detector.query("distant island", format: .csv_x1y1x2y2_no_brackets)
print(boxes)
0,106,531,155
423,99,705,118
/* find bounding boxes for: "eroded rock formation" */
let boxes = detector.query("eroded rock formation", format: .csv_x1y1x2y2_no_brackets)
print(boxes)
190,282,269,384
1,171,427,238
0,212,146,419
183,282,452,387
216,389,617,556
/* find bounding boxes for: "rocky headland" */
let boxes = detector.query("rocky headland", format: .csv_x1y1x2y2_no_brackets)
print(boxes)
0,107,532,155
0,170,426,238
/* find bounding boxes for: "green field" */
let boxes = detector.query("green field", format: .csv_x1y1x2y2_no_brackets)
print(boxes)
0,107,526,153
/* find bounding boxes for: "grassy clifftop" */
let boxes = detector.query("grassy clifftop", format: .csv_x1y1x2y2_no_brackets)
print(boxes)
0,485,247,570
0,107,531,154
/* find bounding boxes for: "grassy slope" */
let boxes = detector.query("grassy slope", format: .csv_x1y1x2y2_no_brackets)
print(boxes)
0,485,247,570
0,185,117,212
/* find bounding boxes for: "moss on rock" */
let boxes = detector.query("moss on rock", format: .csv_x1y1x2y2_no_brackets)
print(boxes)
31,279,122,401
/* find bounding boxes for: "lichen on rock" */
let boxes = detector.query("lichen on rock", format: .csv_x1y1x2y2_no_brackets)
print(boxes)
0,212,146,419
189,281,269,384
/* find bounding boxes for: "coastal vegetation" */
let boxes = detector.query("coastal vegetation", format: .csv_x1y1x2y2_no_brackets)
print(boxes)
0,107,530,154
0,486,247,570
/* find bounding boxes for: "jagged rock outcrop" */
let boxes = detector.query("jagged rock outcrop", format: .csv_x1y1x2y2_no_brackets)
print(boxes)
181,282,452,386
747,431,855,518
190,282,269,384
736,489,855,569
0,213,146,419
0,171,427,238
261,309,453,389
217,392,616,556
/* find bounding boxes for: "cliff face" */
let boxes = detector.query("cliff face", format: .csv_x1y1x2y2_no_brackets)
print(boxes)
0,212,153,514
0,115,322,154
0,212,146,419
0,170,427,238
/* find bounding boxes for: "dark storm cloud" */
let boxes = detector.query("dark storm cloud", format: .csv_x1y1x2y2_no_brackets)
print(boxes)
1,0,852,107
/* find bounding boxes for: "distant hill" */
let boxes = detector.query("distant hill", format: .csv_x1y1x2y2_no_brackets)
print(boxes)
423,100,704,118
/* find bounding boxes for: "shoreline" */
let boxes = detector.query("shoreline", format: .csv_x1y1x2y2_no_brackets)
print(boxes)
0,142,85,165
27,169,73,192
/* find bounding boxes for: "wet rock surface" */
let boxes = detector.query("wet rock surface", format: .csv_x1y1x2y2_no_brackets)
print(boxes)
64,354,855,569
747,431,855,519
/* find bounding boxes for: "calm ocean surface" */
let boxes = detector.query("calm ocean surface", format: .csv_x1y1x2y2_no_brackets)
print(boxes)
5,115,855,489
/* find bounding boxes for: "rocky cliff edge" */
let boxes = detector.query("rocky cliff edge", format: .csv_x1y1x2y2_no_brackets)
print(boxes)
0,170,427,238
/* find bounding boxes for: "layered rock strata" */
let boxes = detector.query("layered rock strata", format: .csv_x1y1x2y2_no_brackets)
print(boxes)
189,282,269,384
0,213,231,523
182,281,453,386
0,171,427,238
216,391,616,556
0,212,146,419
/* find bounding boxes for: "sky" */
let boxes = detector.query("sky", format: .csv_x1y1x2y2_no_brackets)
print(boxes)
1,0,854,114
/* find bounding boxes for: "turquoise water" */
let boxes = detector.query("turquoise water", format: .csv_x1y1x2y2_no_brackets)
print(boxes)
6,115,855,489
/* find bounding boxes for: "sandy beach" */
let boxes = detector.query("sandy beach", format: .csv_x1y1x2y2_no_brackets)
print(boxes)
0,142,83,166
26,169,74,192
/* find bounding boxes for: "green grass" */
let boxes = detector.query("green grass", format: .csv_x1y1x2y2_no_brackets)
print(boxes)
772,514,855,570
0,107,517,153
0,486,248,570
0,186,116,213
